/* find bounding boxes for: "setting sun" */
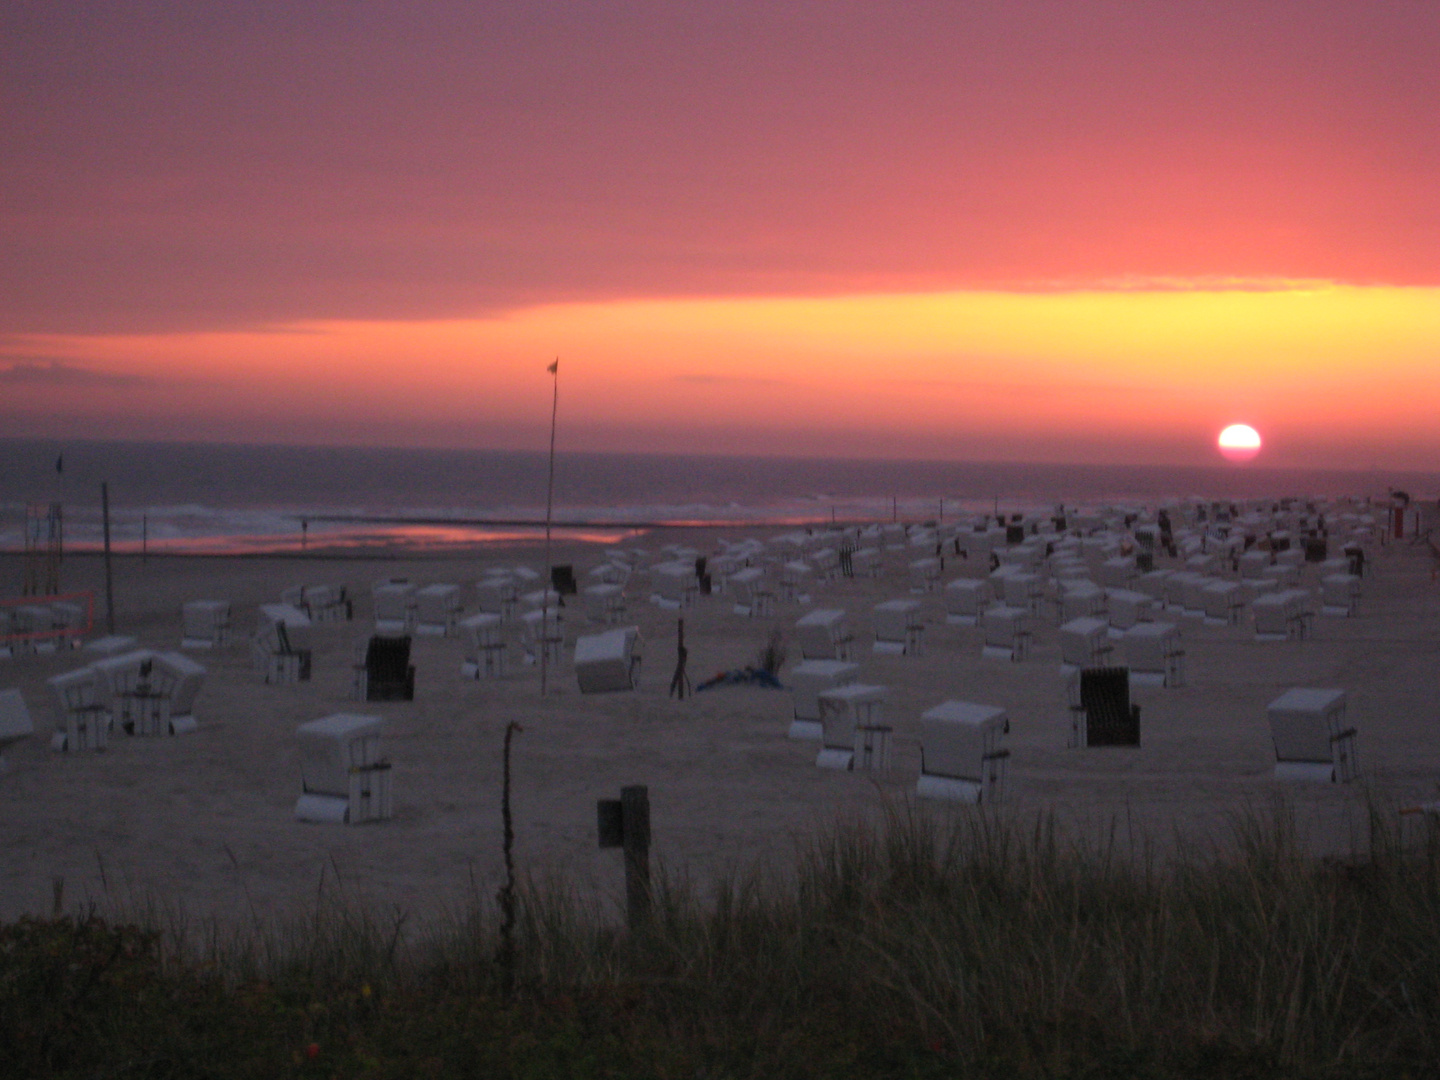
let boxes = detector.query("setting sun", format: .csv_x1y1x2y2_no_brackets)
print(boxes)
1217,423,1263,463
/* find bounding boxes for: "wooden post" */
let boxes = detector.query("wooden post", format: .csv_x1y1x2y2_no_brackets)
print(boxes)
598,784,651,929
101,482,115,635
620,785,651,928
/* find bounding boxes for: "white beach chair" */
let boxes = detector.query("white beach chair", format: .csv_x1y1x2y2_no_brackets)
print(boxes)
414,583,462,636
873,599,924,655
181,600,231,649
909,557,942,593
459,612,507,678
1202,580,1245,626
849,546,881,577
520,607,565,667
1104,588,1153,636
294,713,392,824
252,604,313,683
582,583,627,625
1320,574,1360,617
574,626,643,693
91,649,171,736
372,582,417,633
816,682,887,770
1123,622,1184,687
729,567,774,617
476,575,519,621
779,560,813,603
1058,616,1113,673
1252,589,1311,641
651,561,698,608
83,634,138,656
980,603,1031,662
1267,688,1357,782
787,659,860,740
945,577,992,626
1059,581,1107,623
46,666,109,751
1099,556,1137,589
0,688,35,771
151,650,206,734
916,701,1009,804
795,608,854,661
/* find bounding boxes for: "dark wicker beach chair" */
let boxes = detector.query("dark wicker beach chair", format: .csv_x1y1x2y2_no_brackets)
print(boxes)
363,635,414,702
1080,666,1140,747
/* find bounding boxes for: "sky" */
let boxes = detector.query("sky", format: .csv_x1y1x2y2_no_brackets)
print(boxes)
3,1,1438,468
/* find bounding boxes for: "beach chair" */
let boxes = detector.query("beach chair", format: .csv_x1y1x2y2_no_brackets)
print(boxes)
294,713,392,824
181,600,230,649
1058,617,1112,673
520,607,565,668
551,564,579,597
1252,589,1311,641
582,583,627,625
651,561,698,608
1059,581,1107,623
252,605,313,684
873,599,924,656
1267,688,1357,782
91,650,170,736
0,688,35,771
1123,621,1184,687
1104,588,1153,635
358,636,415,702
980,603,1032,661
574,626,643,693
46,665,109,751
151,651,206,734
1065,666,1140,747
909,557,942,593
1099,556,1137,589
1320,574,1360,617
372,582,417,633
83,634,138,657
849,545,881,577
476,575,519,621
795,608,854,661
788,659,859,740
944,577,992,626
459,612,507,678
779,560,813,603
816,683,887,770
916,700,1009,803
414,584,462,637
1201,580,1245,626
729,567,774,617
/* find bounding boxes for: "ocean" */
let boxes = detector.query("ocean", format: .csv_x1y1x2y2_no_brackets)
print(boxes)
0,439,1430,556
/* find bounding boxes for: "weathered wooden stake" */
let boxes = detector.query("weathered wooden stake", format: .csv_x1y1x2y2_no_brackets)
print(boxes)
598,784,651,929
497,720,522,994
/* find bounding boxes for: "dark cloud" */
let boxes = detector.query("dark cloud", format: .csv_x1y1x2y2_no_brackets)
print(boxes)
0,359,151,388
672,374,789,387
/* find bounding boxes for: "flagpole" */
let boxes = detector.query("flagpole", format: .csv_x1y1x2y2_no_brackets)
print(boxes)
540,358,559,695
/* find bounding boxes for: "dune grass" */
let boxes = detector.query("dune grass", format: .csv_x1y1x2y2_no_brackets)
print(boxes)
5,800,1440,1078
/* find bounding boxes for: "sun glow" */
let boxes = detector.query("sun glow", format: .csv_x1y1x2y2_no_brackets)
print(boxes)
4,284,1439,467
1218,423,1262,463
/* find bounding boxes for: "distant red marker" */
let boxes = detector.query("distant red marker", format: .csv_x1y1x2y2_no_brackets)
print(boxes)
1218,424,1262,463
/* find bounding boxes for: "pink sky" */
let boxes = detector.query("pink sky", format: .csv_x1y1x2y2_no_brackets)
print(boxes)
3,2,1438,467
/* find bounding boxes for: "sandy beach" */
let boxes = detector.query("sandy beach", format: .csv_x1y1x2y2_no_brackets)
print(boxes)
3,523,1439,933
